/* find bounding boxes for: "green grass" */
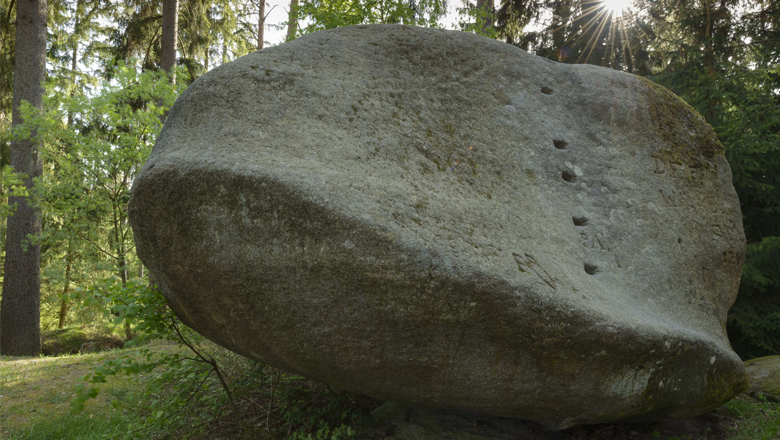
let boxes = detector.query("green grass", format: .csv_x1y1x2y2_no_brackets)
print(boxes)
0,340,182,440
1,336,383,440
4,341,779,440
721,395,780,440
3,411,140,440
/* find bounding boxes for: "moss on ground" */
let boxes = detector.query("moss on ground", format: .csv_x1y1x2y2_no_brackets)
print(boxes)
40,327,124,357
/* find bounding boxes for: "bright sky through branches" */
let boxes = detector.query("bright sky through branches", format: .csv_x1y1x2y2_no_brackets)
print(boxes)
262,0,464,47
601,0,633,15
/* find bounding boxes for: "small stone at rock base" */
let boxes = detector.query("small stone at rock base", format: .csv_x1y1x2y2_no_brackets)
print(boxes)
744,355,780,401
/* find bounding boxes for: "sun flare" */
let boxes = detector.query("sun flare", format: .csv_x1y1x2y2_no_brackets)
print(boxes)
601,0,633,14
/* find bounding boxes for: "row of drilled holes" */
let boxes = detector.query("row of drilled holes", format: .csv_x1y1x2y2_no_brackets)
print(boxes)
543,85,599,275
552,134,598,275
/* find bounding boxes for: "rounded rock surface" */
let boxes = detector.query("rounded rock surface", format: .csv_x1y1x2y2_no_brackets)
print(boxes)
129,24,749,429
744,356,780,401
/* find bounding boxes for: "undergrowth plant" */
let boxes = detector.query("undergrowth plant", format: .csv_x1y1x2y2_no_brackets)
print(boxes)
73,278,381,439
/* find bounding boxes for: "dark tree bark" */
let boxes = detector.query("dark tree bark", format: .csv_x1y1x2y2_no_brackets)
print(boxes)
160,0,178,77
0,0,47,356
286,0,299,41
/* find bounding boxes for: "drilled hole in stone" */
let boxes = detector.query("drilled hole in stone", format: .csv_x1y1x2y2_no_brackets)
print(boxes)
553,139,568,150
573,217,589,226
541,86,554,95
678,238,683,244
584,263,599,275
562,170,576,183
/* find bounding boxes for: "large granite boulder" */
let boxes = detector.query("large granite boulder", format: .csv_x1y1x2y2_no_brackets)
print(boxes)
744,356,780,401
128,24,749,429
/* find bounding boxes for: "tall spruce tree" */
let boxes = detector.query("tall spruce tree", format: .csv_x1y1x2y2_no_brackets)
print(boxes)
0,0,47,356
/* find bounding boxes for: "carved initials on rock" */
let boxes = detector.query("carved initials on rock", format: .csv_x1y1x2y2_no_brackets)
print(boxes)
652,153,707,180
580,232,611,251
711,221,742,242
722,250,741,266
659,189,689,208
513,252,557,290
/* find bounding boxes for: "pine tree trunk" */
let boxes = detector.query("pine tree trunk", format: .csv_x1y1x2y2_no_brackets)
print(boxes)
258,0,265,50
160,0,178,77
552,2,570,58
119,175,132,342
704,0,715,78
286,0,299,41
703,0,716,121
222,37,228,64
0,0,47,356
159,0,178,124
57,243,73,329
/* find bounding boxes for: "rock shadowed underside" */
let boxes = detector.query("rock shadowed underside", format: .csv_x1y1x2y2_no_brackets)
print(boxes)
129,25,749,429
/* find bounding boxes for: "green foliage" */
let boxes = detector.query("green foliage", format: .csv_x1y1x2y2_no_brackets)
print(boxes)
0,165,30,217
297,0,448,35
729,237,780,357
278,377,364,439
10,62,186,332
723,395,780,440
644,3,780,357
457,3,498,39
69,276,378,439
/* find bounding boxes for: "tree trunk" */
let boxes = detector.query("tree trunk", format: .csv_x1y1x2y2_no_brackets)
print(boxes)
552,1,570,58
704,0,715,78
0,0,47,356
118,175,132,341
68,27,78,125
475,0,493,35
258,0,265,50
286,0,299,41
159,0,178,124
57,243,74,329
703,0,716,122
160,0,179,78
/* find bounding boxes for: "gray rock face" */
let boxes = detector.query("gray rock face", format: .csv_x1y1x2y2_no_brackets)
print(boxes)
744,356,780,400
129,24,749,429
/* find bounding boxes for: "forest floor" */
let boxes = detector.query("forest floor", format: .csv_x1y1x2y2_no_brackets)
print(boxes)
0,340,184,439
1,341,779,440
362,397,779,440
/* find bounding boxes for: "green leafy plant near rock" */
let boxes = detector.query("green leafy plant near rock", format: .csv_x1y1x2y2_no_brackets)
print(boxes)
4,60,380,440
8,61,187,337
70,277,380,439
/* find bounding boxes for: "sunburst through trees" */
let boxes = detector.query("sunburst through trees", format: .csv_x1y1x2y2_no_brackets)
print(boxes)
496,0,644,73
